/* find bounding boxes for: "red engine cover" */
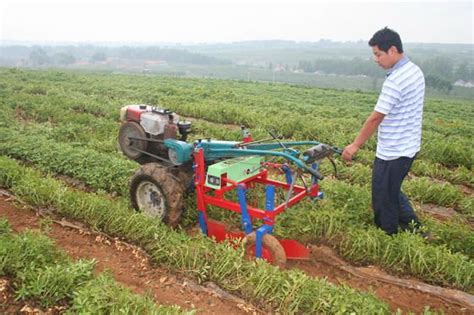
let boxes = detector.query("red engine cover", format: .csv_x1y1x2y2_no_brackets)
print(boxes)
126,105,148,122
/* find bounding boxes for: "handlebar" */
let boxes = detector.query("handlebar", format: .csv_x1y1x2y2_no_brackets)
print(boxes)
204,140,341,180
302,144,342,164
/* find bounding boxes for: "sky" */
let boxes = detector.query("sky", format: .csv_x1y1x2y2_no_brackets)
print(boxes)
0,0,472,44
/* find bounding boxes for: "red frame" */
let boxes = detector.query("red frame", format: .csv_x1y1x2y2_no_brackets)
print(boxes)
194,148,314,260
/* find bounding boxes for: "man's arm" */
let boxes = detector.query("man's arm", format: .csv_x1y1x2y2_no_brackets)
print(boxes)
342,111,385,162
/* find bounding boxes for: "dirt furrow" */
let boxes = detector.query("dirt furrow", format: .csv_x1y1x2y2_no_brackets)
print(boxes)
0,194,256,315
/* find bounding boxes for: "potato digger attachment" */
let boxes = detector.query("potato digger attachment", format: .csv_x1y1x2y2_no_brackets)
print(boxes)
118,104,341,267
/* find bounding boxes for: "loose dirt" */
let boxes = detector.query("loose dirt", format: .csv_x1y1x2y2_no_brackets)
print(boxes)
0,194,256,314
420,203,460,221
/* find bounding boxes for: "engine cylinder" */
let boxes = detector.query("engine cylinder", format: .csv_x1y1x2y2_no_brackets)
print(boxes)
164,123,178,140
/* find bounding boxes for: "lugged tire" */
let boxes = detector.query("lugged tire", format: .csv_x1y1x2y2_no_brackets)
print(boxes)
130,163,185,227
244,232,287,268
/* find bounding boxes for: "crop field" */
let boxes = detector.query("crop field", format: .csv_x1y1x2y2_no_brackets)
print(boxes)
0,67,473,314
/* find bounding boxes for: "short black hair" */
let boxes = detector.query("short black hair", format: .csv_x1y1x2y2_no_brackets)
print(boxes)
369,27,403,53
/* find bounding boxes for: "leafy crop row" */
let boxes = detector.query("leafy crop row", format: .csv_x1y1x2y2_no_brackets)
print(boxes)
1,134,473,290
1,68,473,170
2,124,472,258
322,160,473,218
0,219,187,314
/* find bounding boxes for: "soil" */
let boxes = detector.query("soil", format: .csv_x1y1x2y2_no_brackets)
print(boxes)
459,184,474,196
419,203,461,221
0,194,256,315
1,192,473,314
289,245,473,314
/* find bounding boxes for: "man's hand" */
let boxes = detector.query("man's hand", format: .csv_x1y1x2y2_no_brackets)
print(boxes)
341,111,385,164
342,143,360,163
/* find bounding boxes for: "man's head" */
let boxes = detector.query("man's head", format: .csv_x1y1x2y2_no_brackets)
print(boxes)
369,27,404,70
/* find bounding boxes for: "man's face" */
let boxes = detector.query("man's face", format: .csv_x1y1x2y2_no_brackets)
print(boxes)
372,45,397,70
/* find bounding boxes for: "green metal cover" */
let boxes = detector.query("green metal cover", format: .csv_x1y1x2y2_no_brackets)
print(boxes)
205,156,263,189
164,139,193,164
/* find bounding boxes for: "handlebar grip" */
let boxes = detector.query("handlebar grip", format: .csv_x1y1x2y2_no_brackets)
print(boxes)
331,146,343,155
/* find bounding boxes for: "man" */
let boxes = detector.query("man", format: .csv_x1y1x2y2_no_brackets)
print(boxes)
342,27,425,236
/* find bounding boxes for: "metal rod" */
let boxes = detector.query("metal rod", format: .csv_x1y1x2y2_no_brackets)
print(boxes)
234,137,276,147
128,136,165,143
130,147,173,165
285,171,298,209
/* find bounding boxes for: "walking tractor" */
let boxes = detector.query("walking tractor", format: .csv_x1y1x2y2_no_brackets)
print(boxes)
119,104,341,267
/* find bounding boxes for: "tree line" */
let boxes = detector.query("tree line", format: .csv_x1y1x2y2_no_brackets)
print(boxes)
0,45,231,67
0,43,472,94
297,56,473,92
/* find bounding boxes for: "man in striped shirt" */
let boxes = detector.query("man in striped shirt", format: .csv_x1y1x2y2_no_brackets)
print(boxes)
342,27,425,236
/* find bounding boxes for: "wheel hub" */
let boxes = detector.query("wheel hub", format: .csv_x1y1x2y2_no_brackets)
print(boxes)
135,180,166,218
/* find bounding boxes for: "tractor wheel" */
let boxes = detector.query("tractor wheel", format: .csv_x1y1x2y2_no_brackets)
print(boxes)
130,163,185,227
118,121,148,160
244,232,287,268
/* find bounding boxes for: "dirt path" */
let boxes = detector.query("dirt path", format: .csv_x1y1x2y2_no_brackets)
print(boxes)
0,194,256,314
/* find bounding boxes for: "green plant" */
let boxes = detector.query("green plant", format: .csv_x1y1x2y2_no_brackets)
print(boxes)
16,259,95,307
68,273,190,314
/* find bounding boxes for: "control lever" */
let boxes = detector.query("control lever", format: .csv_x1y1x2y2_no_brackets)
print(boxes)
268,129,286,149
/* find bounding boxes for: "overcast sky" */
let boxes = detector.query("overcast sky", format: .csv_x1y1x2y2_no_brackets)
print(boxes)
0,0,472,44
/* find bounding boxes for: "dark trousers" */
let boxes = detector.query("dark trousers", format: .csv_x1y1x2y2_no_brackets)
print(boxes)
372,156,421,235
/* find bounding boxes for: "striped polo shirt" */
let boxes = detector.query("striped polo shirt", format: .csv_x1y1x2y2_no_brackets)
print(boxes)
374,56,425,160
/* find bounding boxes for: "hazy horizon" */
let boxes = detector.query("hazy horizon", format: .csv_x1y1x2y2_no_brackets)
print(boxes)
1,0,472,45
1,38,473,47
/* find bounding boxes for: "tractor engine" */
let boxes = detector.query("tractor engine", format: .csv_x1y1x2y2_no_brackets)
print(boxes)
118,104,192,164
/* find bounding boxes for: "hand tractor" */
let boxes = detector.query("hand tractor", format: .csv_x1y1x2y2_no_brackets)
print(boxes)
118,104,340,267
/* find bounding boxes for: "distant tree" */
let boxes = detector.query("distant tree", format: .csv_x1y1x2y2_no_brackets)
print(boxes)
53,53,76,65
425,74,453,93
420,56,454,80
29,48,50,66
115,46,230,65
298,58,382,77
298,60,314,72
454,61,474,81
90,52,107,63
